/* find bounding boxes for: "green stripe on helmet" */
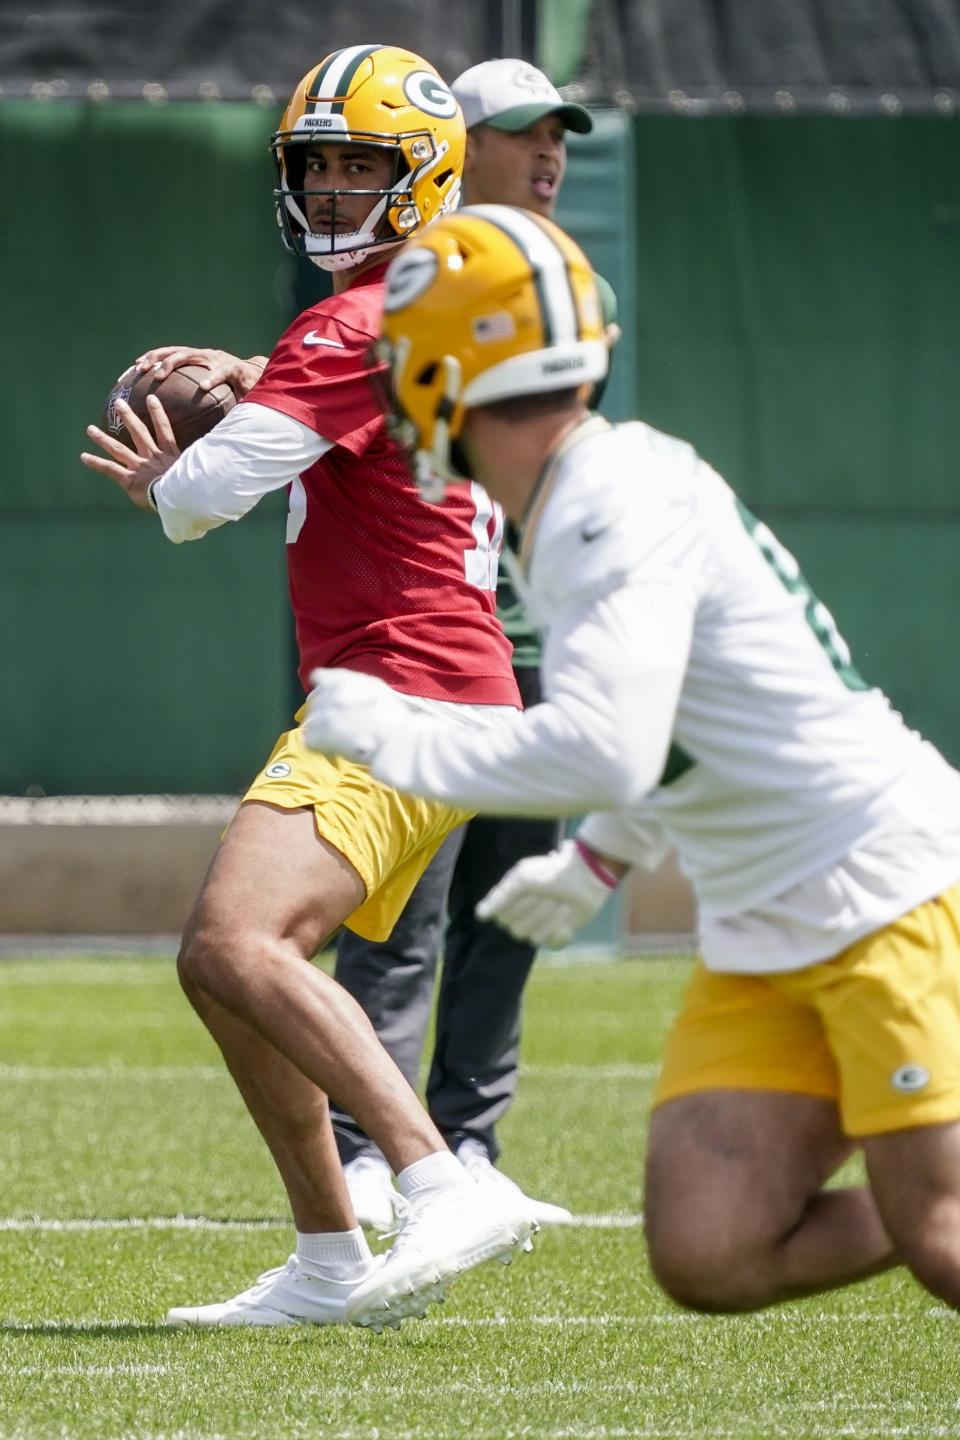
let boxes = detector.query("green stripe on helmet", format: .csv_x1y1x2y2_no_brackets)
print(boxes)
306,44,383,113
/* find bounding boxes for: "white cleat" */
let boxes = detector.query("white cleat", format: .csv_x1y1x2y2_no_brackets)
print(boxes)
456,1137,574,1227
165,1253,382,1328
345,1180,536,1332
343,1154,408,1234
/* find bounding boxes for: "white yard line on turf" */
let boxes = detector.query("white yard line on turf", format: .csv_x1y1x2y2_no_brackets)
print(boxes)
321,1427,960,1440
313,1381,650,1398
0,1064,224,1080
0,1217,289,1232
0,1062,657,1081
0,1310,955,1335
306,1384,953,1416
419,1309,933,1325
0,1213,645,1233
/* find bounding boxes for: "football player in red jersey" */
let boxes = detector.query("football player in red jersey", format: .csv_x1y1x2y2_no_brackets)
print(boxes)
80,44,534,1333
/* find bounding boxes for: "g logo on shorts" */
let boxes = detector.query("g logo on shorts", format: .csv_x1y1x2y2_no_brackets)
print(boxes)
243,722,471,942
891,1064,931,1093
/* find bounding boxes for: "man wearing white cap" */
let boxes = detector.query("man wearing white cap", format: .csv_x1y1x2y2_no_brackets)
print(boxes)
455,58,593,213
330,57,601,1232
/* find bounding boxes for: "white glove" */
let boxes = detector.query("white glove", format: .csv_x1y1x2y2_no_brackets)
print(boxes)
303,668,409,764
476,837,619,948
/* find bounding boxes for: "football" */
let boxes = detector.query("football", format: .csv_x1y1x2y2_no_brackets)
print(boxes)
101,363,237,452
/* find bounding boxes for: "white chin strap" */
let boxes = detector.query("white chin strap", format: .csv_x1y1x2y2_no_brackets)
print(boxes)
307,233,390,274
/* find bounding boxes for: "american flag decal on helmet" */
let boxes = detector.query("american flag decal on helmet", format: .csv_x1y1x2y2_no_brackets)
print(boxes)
473,312,516,343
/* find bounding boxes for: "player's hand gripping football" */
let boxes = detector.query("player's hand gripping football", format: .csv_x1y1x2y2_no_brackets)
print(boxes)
133,345,268,397
476,838,620,948
304,668,411,765
81,394,180,511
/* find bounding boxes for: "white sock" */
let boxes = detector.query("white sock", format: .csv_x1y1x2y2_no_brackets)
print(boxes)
396,1149,472,1203
296,1226,373,1278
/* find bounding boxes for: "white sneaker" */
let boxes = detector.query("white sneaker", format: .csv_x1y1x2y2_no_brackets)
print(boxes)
345,1180,536,1332
343,1154,407,1234
456,1138,574,1227
165,1253,381,1328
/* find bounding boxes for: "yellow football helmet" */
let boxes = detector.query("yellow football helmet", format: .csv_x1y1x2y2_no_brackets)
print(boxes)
272,44,465,273
378,205,608,498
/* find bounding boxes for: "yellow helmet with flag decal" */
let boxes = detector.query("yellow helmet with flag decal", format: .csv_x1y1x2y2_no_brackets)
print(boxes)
378,204,608,498
272,44,465,272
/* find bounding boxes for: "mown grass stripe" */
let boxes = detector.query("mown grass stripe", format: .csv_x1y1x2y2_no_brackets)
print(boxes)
10,1363,169,1377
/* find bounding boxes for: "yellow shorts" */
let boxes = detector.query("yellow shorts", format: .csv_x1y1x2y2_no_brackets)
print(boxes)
241,720,471,942
654,884,960,1137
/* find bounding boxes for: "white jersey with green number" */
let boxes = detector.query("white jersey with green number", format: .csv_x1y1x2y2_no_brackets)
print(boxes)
370,416,960,970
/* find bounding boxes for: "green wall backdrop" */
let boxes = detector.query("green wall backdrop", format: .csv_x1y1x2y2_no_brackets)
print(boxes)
1,103,957,793
626,115,960,764
1,103,295,794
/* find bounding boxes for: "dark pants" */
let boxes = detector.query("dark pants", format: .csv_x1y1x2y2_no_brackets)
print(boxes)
331,667,561,1165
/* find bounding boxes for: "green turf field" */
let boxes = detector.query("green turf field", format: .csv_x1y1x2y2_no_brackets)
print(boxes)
0,952,956,1439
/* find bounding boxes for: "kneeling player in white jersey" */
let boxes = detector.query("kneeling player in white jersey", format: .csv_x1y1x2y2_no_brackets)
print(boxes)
305,205,960,1313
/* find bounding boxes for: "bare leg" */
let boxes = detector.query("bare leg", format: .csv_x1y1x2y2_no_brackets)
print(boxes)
866,1119,960,1308
178,984,355,1231
169,803,533,1331
178,801,447,1232
645,1089,896,1312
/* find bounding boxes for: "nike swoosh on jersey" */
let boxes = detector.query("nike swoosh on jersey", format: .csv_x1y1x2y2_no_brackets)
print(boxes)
303,332,346,348
581,521,613,542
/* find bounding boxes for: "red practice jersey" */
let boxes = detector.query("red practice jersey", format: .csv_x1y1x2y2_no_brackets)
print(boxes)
244,263,519,707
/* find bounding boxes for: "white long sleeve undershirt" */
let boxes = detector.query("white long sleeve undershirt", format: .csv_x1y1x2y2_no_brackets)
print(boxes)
577,807,674,873
152,402,331,543
370,577,696,816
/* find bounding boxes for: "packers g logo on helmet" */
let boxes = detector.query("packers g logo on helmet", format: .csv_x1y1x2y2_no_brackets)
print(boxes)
402,71,459,119
272,44,465,273
383,248,440,312
380,205,608,499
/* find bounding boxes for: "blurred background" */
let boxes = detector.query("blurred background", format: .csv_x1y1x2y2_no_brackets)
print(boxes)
1,0,958,939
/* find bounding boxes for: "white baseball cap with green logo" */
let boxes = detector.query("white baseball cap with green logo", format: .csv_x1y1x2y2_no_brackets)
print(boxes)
452,58,593,134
